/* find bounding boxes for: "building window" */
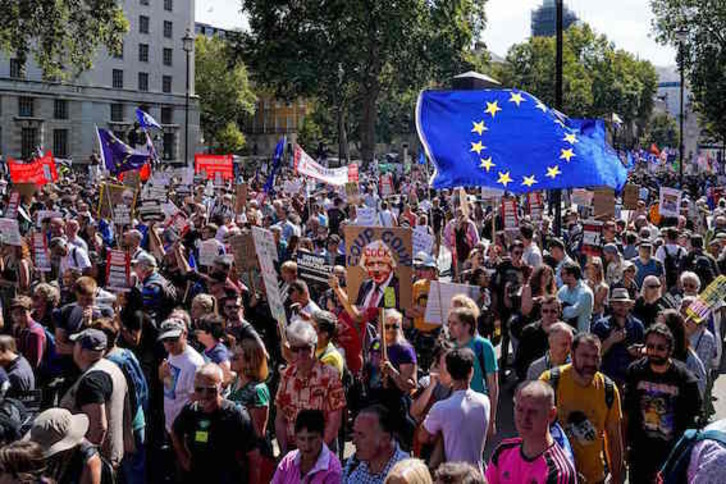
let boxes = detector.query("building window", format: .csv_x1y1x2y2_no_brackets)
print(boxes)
139,44,149,62
164,0,173,12
18,97,34,117
111,104,124,122
164,21,173,39
138,72,149,92
54,99,69,120
139,15,149,34
53,129,69,158
162,75,172,93
112,42,123,59
161,106,173,124
163,48,173,66
10,59,25,79
163,132,175,160
21,127,37,160
112,69,124,89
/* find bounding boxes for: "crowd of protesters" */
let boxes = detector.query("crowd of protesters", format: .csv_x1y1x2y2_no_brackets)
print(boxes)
0,157,722,484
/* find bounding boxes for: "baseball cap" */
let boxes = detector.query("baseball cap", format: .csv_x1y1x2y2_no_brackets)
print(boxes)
131,252,157,268
69,329,107,351
603,243,619,255
157,318,186,341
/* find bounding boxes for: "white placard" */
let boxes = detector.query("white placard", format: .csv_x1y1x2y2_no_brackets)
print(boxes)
571,189,593,207
106,249,131,293
294,146,349,186
356,207,378,226
32,233,51,272
284,180,302,194
113,205,131,226
35,210,63,228
0,218,22,246
252,227,286,329
658,187,682,217
199,239,219,267
424,281,480,326
413,226,434,256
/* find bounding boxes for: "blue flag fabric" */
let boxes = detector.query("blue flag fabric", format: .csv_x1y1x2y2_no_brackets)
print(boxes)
136,108,162,130
263,137,286,194
97,128,152,174
416,90,628,193
418,151,426,165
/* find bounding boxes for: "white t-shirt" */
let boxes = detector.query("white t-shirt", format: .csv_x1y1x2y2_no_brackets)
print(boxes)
423,388,490,474
59,246,92,276
163,345,205,432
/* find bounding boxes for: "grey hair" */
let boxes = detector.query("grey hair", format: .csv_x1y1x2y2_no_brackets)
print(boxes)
287,320,318,348
680,271,701,291
196,362,223,382
548,322,574,339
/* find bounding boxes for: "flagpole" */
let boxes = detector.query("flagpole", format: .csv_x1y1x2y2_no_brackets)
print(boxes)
553,0,564,237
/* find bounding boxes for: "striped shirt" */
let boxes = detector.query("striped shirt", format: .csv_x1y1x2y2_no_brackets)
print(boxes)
486,437,577,484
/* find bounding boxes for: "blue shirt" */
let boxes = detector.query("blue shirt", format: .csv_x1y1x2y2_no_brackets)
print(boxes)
592,315,645,384
633,257,663,287
343,443,409,484
558,280,594,333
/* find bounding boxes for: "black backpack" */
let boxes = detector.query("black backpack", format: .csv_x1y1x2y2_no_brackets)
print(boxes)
690,254,717,287
663,247,684,290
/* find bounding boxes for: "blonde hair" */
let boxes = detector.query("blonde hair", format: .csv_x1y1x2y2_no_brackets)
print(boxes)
237,338,269,381
384,459,432,484
450,294,480,319
191,293,216,315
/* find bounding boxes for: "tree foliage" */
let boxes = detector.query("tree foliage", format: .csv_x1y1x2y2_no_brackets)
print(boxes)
641,112,679,148
0,0,128,79
195,36,256,154
493,24,658,147
651,0,726,143
239,0,487,163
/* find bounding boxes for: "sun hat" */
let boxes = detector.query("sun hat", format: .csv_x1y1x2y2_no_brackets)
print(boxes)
23,408,89,458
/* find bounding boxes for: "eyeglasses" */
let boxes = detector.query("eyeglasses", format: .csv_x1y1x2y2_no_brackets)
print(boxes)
646,285,661,289
683,283,698,289
646,343,668,352
225,305,241,311
290,345,311,353
194,386,219,395
384,324,400,330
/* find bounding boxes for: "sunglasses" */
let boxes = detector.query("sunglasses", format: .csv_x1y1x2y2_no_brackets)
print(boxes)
162,337,180,343
291,345,311,353
225,305,241,311
646,285,661,289
646,343,668,352
385,324,400,330
195,386,219,395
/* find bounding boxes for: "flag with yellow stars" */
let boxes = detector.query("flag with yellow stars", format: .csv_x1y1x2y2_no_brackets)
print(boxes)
416,89,628,193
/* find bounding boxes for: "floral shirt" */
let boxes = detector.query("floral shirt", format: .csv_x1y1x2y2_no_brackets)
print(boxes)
275,361,345,443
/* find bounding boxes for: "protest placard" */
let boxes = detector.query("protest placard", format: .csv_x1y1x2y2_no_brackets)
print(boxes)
235,183,248,214
527,192,545,222
229,232,257,271
5,191,20,220
98,183,136,220
296,252,333,284
252,227,286,329
7,154,56,186
623,184,640,209
413,226,434,256
123,170,140,189
32,233,51,272
345,182,360,202
106,250,131,292
356,207,378,226
593,188,615,220
639,187,649,201
14,183,37,198
424,281,480,326
344,226,413,311
283,179,302,194
380,173,394,197
135,201,165,223
113,205,132,227
571,189,593,207
294,145,349,186
685,275,726,324
35,210,62,228
195,154,234,181
348,163,359,182
0,219,22,246
501,198,519,232
199,239,219,267
659,187,682,217
581,220,603,256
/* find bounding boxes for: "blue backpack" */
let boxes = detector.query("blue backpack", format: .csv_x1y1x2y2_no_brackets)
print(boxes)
38,327,64,381
658,428,726,484
106,348,149,416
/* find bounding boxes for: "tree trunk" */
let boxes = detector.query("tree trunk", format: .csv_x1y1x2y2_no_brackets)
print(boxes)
360,83,379,166
337,104,349,164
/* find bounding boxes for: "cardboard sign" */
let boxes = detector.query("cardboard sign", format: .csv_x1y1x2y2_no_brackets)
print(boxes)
5,191,20,220
0,218,22,246
32,232,51,272
343,226,413,311
235,184,248,214
229,232,257,271
252,227,286,329
98,183,137,220
199,239,220,267
194,154,234,181
136,201,165,223
501,198,519,232
113,205,132,227
527,192,545,222
593,188,615,220
480,187,504,200
658,187,682,218
571,189,593,207
357,207,378,226
296,252,333,284
35,210,62,228
14,183,37,198
581,220,603,256
685,275,726,324
413,226,435,256
623,184,640,209
380,173,394,197
424,281,480,326
123,170,140,189
345,182,360,201
106,250,131,292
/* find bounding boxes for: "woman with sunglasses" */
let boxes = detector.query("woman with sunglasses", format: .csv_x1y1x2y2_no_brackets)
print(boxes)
633,275,673,328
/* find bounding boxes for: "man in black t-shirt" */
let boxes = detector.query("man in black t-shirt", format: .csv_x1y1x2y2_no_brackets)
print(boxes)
171,363,260,484
624,323,702,483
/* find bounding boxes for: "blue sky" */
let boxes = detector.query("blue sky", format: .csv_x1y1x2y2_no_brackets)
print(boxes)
196,0,677,67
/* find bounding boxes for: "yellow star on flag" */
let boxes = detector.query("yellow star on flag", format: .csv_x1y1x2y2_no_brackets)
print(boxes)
560,148,576,162
522,175,537,187
471,120,488,136
485,101,502,118
480,157,495,172
546,165,561,179
497,171,512,187
535,101,548,112
563,133,578,144
509,92,526,107
470,141,485,155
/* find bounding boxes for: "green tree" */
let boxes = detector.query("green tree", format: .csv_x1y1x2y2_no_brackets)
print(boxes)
239,0,486,164
642,112,679,148
493,24,657,147
651,0,726,144
0,0,128,79
195,36,256,154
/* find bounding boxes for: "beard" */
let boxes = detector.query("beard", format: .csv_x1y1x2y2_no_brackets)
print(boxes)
648,355,668,366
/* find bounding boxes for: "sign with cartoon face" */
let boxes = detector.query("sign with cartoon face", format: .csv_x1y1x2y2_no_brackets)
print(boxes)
344,226,412,311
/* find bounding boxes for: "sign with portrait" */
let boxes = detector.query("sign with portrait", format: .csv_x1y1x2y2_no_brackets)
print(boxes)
98,183,137,220
343,226,413,311
658,187,682,218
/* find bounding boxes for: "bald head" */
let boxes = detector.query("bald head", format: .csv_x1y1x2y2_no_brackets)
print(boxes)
516,380,555,408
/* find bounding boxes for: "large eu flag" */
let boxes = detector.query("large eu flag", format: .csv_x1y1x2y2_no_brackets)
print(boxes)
416,90,628,193
97,128,153,175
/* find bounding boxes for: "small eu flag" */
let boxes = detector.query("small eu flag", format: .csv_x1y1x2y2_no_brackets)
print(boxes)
416,90,628,193
97,128,153,175
136,108,162,130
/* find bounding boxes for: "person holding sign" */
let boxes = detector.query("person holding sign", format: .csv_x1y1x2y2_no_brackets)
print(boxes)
354,240,400,310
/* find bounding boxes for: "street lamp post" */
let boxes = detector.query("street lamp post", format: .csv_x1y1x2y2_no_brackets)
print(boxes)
676,28,688,182
553,0,564,237
182,29,195,167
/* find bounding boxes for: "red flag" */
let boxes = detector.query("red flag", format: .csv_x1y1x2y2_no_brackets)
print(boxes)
139,163,151,181
649,143,661,157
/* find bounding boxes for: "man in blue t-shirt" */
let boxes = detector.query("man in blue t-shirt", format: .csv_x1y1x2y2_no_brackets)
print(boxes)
448,305,498,438
633,241,664,288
